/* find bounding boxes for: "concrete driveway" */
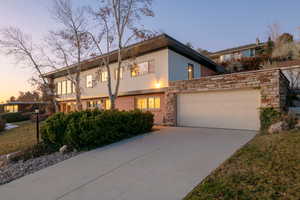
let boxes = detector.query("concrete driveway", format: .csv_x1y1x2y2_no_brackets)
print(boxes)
0,127,256,200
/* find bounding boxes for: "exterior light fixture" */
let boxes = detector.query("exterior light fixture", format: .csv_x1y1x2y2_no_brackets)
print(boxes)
155,82,161,88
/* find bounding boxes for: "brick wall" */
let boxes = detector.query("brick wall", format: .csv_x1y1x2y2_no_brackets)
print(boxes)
116,93,166,124
201,65,217,76
165,69,289,126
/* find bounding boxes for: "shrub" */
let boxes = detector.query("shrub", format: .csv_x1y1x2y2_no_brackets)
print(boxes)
282,113,298,129
10,143,57,162
0,112,31,123
0,117,6,132
260,107,281,131
41,112,68,149
41,109,154,150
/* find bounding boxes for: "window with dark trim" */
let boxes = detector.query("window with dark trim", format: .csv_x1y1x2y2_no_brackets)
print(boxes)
187,64,194,80
136,96,161,110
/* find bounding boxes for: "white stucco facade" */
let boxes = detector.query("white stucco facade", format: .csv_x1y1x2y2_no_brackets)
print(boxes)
54,48,206,101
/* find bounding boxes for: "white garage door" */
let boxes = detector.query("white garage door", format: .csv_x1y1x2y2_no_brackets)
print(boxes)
177,89,261,130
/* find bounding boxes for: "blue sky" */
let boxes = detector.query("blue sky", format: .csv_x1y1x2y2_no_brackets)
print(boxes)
0,0,300,102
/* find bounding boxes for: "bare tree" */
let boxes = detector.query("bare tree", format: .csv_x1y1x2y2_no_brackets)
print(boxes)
91,0,155,109
0,27,59,112
48,0,92,111
267,23,281,42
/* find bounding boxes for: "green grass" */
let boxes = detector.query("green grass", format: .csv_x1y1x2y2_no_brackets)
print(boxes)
183,130,300,200
0,121,40,156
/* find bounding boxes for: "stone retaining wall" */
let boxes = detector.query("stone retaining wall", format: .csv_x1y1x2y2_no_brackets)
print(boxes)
165,69,290,126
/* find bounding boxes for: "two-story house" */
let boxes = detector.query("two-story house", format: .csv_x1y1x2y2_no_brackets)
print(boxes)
209,39,265,63
43,34,224,124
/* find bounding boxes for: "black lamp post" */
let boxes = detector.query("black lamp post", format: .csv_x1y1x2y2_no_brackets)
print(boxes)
35,109,40,144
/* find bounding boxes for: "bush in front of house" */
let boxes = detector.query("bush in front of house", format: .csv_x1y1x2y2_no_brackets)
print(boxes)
0,117,6,132
41,109,154,150
260,107,282,131
0,112,31,123
260,107,298,132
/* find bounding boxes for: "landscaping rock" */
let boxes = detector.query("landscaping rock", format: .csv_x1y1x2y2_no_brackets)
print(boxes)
6,151,22,162
0,151,80,185
268,121,289,134
59,145,68,154
0,160,7,168
295,120,300,129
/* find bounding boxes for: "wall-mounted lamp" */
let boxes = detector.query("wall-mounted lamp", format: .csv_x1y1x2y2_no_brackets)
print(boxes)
155,82,161,88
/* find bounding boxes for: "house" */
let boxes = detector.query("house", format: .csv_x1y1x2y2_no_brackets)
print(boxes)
0,102,46,113
209,38,265,63
43,34,225,124
44,34,289,131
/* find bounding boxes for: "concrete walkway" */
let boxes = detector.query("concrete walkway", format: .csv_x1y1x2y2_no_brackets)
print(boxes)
0,127,256,200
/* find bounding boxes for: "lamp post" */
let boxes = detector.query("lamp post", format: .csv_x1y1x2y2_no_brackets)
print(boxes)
35,109,40,144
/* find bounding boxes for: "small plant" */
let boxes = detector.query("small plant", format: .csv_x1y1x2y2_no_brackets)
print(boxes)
10,143,57,162
282,113,298,129
260,107,281,131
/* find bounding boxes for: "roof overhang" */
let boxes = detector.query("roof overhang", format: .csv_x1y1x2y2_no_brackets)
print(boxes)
43,34,224,79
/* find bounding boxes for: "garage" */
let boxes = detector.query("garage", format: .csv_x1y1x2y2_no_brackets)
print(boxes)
177,89,261,130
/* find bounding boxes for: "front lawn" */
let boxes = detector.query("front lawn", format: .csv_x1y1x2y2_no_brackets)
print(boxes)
0,121,39,156
184,130,300,200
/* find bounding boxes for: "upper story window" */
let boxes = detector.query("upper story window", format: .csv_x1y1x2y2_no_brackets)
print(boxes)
62,80,67,95
187,64,194,80
86,75,93,88
131,60,154,77
57,82,62,95
66,80,72,94
114,68,123,80
56,80,75,95
101,71,108,82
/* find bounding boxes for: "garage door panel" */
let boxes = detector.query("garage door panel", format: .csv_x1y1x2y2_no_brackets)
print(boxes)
177,89,260,130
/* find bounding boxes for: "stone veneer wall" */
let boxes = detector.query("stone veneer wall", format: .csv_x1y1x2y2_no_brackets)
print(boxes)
165,69,290,126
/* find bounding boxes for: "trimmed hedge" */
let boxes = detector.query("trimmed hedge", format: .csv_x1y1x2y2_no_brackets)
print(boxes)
41,109,154,150
0,117,5,132
0,112,31,123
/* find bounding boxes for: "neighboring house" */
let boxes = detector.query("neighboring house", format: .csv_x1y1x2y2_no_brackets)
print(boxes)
209,39,265,63
43,34,224,124
0,102,46,113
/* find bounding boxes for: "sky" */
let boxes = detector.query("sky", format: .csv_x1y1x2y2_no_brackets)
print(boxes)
1,0,300,102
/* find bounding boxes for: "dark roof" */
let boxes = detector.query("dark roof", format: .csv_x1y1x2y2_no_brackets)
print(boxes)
43,34,225,78
0,102,47,106
209,42,266,58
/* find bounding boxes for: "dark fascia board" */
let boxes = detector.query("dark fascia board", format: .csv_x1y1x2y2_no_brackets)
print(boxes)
43,34,224,79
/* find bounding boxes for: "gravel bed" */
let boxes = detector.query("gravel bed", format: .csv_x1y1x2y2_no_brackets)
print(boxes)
0,151,80,185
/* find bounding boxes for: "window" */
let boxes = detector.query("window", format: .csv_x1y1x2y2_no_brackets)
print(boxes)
101,71,108,82
4,105,18,113
187,64,194,80
131,61,150,77
104,99,111,110
72,83,76,93
136,97,160,110
66,80,72,94
62,81,67,95
114,68,123,80
87,101,99,109
57,82,62,95
86,75,93,88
